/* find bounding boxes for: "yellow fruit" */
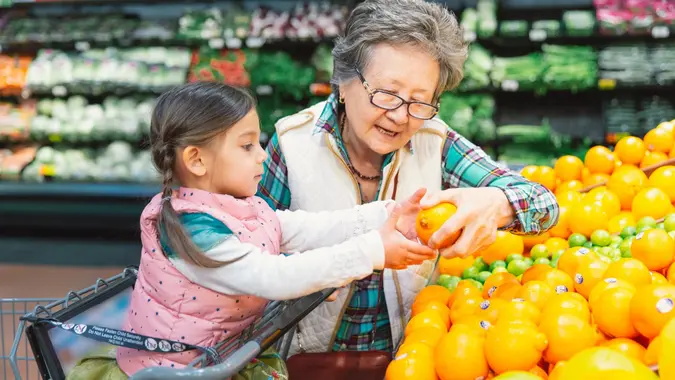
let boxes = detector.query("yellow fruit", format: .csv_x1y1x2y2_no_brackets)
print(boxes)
498,299,541,325
629,284,675,339
648,165,675,201
608,212,636,234
533,166,557,191
411,300,451,327
521,165,539,181
585,146,615,175
485,321,548,374
588,277,636,307
483,272,519,299
658,318,675,380
645,336,662,366
414,285,452,306
604,258,652,288
556,190,583,207
542,292,591,324
405,310,448,336
416,203,458,247
651,271,669,285
644,127,674,154
480,231,525,265
641,151,669,169
632,187,672,220
438,256,474,277
401,327,445,349
600,338,647,363
514,281,554,310
550,347,658,380
573,258,609,299
549,205,572,238
545,237,570,253
557,247,596,279
583,188,622,218
607,165,649,210
492,371,543,380
555,156,585,182
614,136,646,166
631,229,675,272
386,342,438,380
449,296,484,325
539,313,598,364
434,328,489,380
556,180,585,194
569,202,608,237
591,287,639,339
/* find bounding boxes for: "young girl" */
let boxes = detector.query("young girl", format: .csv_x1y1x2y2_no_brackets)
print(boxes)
103,82,435,378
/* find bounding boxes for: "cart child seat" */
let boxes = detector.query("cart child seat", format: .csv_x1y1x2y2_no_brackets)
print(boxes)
10,267,334,380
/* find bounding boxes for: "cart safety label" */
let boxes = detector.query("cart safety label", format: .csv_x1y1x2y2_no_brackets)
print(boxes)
43,320,222,363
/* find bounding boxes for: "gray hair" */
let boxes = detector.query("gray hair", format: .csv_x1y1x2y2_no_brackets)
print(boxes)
331,0,468,100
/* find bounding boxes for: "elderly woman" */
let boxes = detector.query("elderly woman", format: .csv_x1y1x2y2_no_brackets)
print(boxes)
258,0,558,360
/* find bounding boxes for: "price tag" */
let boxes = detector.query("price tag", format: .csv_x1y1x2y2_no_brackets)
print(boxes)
652,26,670,39
246,37,266,48
529,29,547,42
501,80,519,92
598,78,617,90
208,38,225,49
39,164,56,177
52,85,67,97
463,30,477,42
225,38,242,49
256,85,273,95
75,41,91,51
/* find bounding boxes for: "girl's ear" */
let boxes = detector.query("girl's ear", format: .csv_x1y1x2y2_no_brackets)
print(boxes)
181,146,207,177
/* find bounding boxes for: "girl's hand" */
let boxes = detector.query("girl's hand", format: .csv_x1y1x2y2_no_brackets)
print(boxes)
379,204,437,269
421,187,515,258
385,188,427,240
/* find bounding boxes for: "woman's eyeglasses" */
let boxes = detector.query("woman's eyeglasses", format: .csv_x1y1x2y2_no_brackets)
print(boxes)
355,68,439,120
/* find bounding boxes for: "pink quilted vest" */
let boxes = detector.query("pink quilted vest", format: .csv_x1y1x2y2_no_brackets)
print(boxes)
117,187,282,376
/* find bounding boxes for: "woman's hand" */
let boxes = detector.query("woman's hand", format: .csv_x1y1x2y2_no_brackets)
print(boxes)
420,187,516,258
386,188,427,240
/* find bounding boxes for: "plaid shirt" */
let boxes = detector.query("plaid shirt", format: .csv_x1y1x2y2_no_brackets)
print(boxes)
257,94,559,352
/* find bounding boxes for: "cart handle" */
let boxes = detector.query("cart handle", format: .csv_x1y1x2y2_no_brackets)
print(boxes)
130,287,335,380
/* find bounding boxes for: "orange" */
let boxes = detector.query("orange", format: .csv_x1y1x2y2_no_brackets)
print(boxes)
582,173,610,188
644,335,662,365
614,136,646,165
588,277,636,307
600,338,647,363
452,314,492,336
604,258,652,287
405,309,448,336
629,283,675,339
386,342,438,380
520,165,539,181
521,264,554,284
537,268,576,294
573,258,609,299
658,121,675,135
550,346,657,379
648,165,675,200
529,366,549,379
608,212,636,234
651,270,669,285
668,262,675,284
542,292,591,323
515,280,555,310
416,203,458,247
631,228,675,271
591,287,639,338
539,313,598,364
549,205,572,238
402,326,446,349
533,166,557,191
434,328,489,380
568,202,608,237
556,180,584,194
438,256,474,277
607,165,649,210
491,282,523,301
483,272,519,299
498,299,541,325
447,280,482,309
522,233,550,250
640,150,668,168
477,298,508,324
485,320,548,374
555,155,584,182
556,190,583,207
658,318,675,380
583,188,622,218
449,295,484,325
584,146,615,175
632,187,672,220
414,285,452,306
411,300,451,327
644,126,674,154
557,247,596,279
480,231,524,265
545,237,569,253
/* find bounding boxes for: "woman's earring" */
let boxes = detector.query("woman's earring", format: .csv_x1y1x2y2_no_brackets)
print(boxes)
339,94,345,104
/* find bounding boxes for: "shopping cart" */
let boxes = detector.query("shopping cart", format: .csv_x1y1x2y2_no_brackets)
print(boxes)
3,266,334,380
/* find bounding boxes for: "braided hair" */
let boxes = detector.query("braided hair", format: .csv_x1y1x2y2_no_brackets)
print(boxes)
150,82,256,268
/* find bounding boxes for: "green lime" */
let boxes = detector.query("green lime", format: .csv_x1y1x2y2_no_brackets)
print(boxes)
490,260,507,271
473,257,489,272
437,274,453,288
664,213,675,232
669,231,675,240
610,236,623,245
637,224,653,234
591,230,612,247
477,271,492,284
507,259,529,277
523,257,534,267
467,279,483,290
619,238,633,258
550,258,559,268
462,266,480,280
583,241,593,249
492,267,509,274
637,216,657,230
446,276,462,291
657,222,666,230
568,233,588,247
506,254,524,264
530,244,549,260
552,249,565,261
620,226,637,239
534,257,551,266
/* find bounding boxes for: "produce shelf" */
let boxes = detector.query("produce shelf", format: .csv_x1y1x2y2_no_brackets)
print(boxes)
476,30,675,49
0,181,158,198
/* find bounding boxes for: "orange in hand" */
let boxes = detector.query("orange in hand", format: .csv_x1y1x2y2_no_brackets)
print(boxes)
416,203,458,247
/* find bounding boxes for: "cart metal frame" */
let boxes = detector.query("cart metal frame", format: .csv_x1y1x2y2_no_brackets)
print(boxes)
2,266,333,380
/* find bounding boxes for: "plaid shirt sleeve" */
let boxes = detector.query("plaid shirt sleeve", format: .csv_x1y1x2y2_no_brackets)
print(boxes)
441,129,559,234
257,133,292,211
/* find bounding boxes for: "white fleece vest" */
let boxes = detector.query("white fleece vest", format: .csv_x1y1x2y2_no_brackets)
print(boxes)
275,101,448,355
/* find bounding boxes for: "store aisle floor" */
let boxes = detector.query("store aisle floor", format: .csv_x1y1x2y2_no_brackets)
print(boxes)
1,264,124,380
